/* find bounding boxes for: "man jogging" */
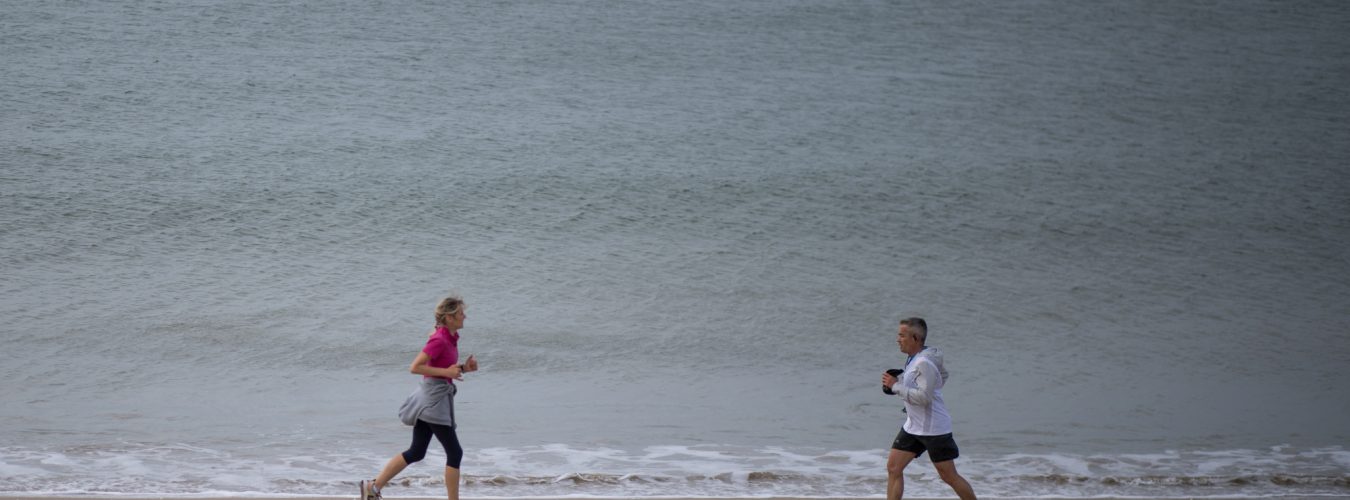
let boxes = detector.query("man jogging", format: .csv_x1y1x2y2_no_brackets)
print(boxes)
881,317,977,500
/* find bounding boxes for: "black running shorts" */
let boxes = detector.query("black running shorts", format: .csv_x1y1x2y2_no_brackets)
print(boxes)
891,429,961,463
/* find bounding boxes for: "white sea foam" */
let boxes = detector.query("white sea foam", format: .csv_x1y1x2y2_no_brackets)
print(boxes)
2,444,1347,498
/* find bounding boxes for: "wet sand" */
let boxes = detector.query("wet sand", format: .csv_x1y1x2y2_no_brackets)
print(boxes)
9,497,1348,500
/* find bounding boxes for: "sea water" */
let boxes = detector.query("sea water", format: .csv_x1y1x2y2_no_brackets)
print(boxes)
2,0,1349,497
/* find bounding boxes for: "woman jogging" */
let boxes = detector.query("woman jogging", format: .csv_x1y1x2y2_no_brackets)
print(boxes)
360,295,479,500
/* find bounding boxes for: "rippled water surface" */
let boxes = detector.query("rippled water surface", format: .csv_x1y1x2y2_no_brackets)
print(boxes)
3,0,1349,497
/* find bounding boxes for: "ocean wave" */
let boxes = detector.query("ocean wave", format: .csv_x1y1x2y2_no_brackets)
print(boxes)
1,444,1347,498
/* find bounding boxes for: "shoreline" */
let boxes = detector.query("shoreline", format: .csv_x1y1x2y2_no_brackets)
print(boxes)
6,497,1350,500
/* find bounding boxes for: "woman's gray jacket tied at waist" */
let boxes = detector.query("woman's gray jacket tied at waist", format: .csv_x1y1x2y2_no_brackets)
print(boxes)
398,377,456,427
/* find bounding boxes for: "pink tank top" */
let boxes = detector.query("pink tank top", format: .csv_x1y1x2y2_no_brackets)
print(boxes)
422,326,459,381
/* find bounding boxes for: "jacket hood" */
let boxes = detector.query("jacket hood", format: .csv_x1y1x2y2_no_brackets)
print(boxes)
915,346,949,384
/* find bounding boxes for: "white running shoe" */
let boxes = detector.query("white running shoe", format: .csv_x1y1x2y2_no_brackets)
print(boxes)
359,479,382,500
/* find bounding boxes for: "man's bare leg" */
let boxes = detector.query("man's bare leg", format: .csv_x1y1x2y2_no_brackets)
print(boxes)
886,449,917,500
933,459,977,500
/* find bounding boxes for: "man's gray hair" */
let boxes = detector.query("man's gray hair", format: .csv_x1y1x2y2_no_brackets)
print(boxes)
901,317,928,344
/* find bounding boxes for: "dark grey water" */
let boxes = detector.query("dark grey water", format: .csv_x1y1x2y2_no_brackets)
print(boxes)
3,0,1349,497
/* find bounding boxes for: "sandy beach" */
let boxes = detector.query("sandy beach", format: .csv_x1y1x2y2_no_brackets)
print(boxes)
8,497,1350,500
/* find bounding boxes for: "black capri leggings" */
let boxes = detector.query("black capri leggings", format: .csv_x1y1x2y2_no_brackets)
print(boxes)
402,420,463,468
